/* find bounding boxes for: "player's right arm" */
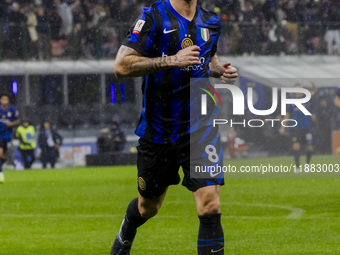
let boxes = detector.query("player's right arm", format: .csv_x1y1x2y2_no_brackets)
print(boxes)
279,112,291,135
114,7,201,78
114,45,201,78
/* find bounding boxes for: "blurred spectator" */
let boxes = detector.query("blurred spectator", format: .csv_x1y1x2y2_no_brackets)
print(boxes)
38,121,63,168
325,5,340,55
282,0,301,42
56,0,79,38
36,6,49,59
45,5,62,40
24,4,39,60
0,0,339,59
239,1,257,55
16,120,36,169
7,2,27,59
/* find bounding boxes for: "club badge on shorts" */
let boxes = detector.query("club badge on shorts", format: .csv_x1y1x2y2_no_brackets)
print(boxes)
138,177,146,190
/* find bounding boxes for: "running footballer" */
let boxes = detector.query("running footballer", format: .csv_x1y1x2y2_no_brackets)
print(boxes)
111,0,238,254
280,83,316,172
0,94,19,183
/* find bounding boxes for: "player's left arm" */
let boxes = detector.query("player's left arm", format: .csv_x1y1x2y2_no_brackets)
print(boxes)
209,55,238,84
335,89,340,108
309,80,317,97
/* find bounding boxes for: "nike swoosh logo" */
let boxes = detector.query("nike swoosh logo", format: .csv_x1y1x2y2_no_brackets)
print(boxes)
211,247,224,253
210,171,220,178
163,28,177,34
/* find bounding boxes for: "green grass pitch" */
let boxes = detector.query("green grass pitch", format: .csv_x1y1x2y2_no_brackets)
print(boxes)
0,155,340,254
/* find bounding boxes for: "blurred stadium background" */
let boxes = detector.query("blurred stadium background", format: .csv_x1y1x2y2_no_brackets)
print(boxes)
0,0,339,167
0,1,340,254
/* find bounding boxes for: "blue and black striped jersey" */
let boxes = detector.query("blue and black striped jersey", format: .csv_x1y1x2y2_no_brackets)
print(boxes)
0,104,19,142
337,88,340,97
122,0,221,144
288,101,312,132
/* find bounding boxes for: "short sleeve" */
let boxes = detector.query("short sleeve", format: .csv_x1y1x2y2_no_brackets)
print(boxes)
122,8,156,56
337,89,340,97
211,21,222,57
287,104,293,114
13,108,19,120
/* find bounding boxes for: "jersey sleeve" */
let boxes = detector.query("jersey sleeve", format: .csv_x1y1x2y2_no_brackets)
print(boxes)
337,89,340,97
13,108,19,121
122,8,157,56
287,104,293,115
211,21,222,57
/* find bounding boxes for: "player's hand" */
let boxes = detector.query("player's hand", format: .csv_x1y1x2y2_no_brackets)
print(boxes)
220,62,238,84
174,46,201,67
279,126,285,135
5,121,13,127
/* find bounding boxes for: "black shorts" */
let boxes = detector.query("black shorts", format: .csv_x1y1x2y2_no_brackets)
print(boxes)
0,140,8,152
291,128,313,145
137,131,225,199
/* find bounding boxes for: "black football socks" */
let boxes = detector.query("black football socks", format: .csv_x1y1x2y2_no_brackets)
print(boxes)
197,214,224,255
306,150,312,165
293,150,300,167
0,159,4,172
120,198,148,241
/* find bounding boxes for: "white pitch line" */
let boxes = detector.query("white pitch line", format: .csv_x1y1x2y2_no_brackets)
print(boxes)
166,201,305,219
0,214,300,220
0,202,305,220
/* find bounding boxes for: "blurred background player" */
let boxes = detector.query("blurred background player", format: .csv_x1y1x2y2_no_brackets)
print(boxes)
280,83,316,172
97,121,126,154
334,88,340,108
110,121,126,152
16,120,36,169
38,121,63,169
111,0,238,254
0,94,19,182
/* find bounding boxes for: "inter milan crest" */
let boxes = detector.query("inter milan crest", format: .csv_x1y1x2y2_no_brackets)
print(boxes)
181,34,193,49
138,177,146,191
201,28,210,42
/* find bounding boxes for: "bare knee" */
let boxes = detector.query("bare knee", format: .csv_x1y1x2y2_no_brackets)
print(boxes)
137,192,166,219
138,202,160,219
194,186,221,216
306,145,313,151
293,143,300,151
199,200,221,215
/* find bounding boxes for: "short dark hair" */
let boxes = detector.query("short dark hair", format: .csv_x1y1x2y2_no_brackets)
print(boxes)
0,93,10,99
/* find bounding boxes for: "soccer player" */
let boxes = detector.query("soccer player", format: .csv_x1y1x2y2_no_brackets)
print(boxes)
111,0,238,254
334,88,340,108
0,94,19,183
280,83,315,172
